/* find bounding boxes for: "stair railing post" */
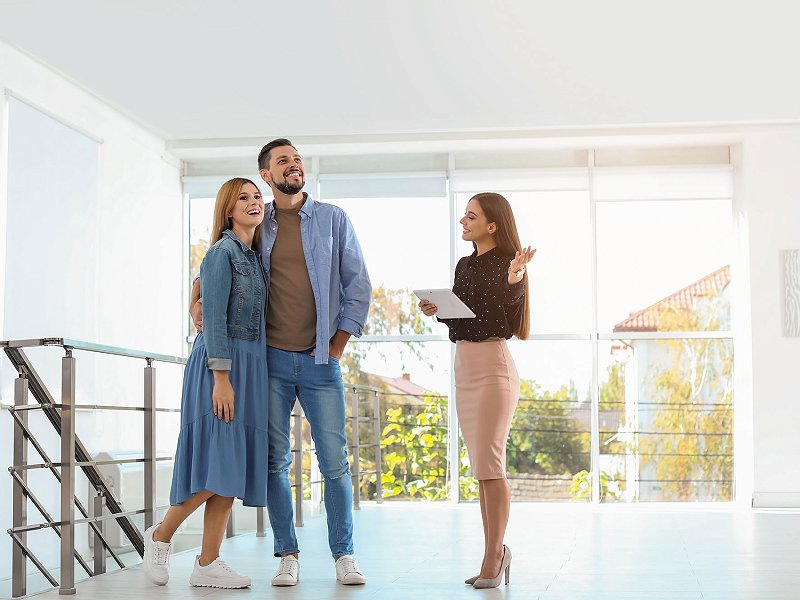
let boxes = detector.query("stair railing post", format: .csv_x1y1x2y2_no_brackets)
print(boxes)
12,375,29,597
373,389,383,504
92,493,107,575
143,359,156,531
59,350,76,595
351,390,360,510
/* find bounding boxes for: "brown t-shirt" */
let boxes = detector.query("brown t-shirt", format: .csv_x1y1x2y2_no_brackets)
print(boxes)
266,205,317,351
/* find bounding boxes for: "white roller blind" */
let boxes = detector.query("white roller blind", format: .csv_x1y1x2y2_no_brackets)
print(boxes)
319,174,446,199
593,166,733,201
182,174,290,198
450,168,589,193
4,96,99,340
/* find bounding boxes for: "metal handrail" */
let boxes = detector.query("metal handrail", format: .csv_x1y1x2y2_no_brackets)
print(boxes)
1,338,186,364
3,337,385,598
3,338,181,596
5,402,181,412
9,457,174,471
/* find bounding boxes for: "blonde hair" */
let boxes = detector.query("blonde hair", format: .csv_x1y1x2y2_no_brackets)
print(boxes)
471,192,531,340
209,178,262,251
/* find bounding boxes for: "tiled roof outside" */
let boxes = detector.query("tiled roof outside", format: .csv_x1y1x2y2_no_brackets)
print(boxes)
613,265,730,333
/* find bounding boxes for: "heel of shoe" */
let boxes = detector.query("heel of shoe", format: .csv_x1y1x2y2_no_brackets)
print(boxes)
504,564,510,585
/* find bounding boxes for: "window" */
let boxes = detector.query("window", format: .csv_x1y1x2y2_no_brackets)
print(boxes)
595,166,733,502
327,196,450,336
185,153,736,503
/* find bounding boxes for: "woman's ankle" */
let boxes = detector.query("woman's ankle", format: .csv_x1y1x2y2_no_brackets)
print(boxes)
152,524,172,544
198,553,219,567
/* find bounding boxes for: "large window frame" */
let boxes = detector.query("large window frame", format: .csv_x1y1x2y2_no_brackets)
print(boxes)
183,151,737,505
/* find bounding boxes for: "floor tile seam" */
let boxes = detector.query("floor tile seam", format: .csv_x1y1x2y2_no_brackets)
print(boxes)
675,512,704,591
547,527,579,591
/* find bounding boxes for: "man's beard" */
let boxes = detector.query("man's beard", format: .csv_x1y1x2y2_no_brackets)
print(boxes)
274,178,304,195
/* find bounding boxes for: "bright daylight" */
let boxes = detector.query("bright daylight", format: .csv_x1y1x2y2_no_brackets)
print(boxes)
0,2,799,600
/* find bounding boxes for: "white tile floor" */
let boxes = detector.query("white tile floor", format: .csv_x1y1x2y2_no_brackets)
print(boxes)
17,502,800,600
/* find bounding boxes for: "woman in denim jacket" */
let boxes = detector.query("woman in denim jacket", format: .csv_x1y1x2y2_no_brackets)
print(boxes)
142,178,268,589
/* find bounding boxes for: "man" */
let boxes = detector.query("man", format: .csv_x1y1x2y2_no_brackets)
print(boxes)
190,138,371,586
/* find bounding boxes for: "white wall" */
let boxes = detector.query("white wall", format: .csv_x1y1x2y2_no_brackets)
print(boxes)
735,126,800,508
0,38,184,354
0,38,184,583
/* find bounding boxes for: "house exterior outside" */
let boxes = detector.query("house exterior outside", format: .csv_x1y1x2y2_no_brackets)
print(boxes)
612,265,732,502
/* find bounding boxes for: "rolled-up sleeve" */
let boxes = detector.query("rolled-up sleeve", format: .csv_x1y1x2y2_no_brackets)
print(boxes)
337,210,372,337
200,247,233,370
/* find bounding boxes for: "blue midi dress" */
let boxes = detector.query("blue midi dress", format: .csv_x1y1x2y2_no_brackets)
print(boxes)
169,331,268,506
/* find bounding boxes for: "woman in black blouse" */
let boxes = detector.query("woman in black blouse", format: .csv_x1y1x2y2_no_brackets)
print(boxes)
419,192,535,589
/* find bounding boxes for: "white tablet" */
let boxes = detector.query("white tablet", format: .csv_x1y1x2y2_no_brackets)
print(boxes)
413,289,476,319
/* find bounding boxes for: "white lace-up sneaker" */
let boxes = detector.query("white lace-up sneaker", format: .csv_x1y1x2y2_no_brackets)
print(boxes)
271,554,300,586
335,555,366,585
143,523,172,585
189,555,251,588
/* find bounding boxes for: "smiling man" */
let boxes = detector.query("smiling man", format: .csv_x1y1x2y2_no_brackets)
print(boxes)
191,138,371,586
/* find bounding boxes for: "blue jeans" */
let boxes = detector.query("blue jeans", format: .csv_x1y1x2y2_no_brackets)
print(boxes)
266,346,354,558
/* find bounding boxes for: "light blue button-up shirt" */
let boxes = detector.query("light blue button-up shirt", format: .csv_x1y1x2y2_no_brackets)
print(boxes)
261,195,372,365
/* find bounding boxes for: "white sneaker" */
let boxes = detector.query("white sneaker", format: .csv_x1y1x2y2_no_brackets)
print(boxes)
271,554,300,586
142,523,171,585
335,555,366,585
189,556,251,588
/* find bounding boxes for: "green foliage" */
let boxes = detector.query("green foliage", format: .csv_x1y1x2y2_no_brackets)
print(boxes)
342,284,628,503
569,469,624,501
189,237,209,281
600,363,625,411
509,380,589,477
341,286,433,389
360,393,477,501
638,293,733,501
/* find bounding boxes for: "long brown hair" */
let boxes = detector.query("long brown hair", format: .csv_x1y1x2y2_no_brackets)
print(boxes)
209,178,262,252
471,192,531,340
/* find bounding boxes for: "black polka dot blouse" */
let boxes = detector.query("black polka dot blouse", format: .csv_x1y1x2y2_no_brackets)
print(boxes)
438,247,525,342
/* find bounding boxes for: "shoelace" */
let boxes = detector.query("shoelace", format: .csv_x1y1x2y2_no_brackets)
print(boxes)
153,545,169,566
338,557,360,574
216,559,235,574
277,558,297,576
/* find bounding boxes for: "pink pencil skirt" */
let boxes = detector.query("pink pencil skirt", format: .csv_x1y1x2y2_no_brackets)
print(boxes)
454,339,520,480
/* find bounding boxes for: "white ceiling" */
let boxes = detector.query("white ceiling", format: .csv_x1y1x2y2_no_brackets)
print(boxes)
1,0,798,143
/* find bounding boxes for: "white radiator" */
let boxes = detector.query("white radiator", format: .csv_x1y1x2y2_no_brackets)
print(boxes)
88,451,173,550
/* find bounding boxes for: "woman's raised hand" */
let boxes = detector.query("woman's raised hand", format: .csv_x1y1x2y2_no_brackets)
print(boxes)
419,299,438,317
510,246,537,273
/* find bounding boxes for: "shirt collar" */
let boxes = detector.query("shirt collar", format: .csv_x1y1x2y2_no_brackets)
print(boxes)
268,192,315,218
299,193,315,216
222,229,252,252
469,246,499,265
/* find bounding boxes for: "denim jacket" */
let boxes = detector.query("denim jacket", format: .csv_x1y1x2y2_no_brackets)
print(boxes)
201,230,266,370
261,196,371,365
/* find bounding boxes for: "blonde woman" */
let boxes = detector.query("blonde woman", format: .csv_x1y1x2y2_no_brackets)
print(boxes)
420,192,535,589
142,178,268,589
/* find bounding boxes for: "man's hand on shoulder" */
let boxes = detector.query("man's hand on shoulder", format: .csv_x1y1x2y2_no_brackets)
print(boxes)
191,298,203,332
190,278,203,332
